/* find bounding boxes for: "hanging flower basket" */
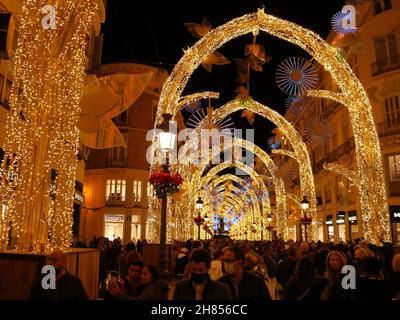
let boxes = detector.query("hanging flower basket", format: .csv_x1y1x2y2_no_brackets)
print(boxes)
300,217,312,224
149,171,183,198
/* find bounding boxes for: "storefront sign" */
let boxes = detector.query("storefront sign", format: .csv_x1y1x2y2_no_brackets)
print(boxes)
348,210,357,224
74,192,84,203
336,211,346,224
105,215,125,223
390,206,400,222
326,215,333,225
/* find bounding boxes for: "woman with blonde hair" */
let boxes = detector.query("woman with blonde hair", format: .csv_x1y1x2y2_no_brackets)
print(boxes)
321,250,351,300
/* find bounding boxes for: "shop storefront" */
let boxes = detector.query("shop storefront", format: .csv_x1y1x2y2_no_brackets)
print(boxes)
347,210,358,241
336,211,346,242
104,214,125,240
389,206,400,246
326,215,334,242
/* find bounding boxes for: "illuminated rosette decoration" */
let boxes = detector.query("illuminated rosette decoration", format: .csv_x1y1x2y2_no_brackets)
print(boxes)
148,172,183,198
275,57,318,96
285,96,310,118
303,115,333,147
183,99,202,113
186,107,234,147
331,10,356,35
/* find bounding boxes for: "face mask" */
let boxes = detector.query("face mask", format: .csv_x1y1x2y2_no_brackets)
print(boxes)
224,262,235,275
191,273,207,285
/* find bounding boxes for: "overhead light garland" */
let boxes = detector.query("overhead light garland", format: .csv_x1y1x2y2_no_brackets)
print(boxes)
151,8,390,243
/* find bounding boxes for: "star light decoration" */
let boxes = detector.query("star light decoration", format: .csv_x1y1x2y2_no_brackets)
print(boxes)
275,57,319,96
151,9,390,243
303,114,333,147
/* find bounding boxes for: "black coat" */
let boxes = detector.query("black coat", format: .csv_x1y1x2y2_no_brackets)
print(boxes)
218,271,272,300
29,271,88,300
174,277,232,300
276,257,297,286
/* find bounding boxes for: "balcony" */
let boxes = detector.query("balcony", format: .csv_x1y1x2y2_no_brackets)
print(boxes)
105,196,125,206
107,157,127,168
377,120,400,138
313,138,355,174
371,55,400,77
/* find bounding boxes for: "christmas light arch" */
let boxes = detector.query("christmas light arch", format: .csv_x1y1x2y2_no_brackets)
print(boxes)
154,9,390,243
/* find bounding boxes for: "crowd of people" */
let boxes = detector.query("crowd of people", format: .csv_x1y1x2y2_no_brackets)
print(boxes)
30,237,400,300
103,237,400,300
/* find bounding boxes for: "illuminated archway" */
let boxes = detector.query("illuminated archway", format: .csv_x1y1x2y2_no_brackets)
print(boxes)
154,9,390,243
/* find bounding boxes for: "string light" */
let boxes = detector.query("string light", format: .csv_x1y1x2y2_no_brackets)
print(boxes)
0,0,99,251
151,8,390,243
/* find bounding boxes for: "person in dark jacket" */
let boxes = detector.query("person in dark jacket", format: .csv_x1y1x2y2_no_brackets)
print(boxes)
218,246,271,300
109,265,169,300
174,248,232,300
282,256,327,300
276,246,298,287
356,256,393,300
29,251,88,300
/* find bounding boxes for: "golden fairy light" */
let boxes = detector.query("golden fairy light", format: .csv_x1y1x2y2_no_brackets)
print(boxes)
150,8,390,243
0,0,100,250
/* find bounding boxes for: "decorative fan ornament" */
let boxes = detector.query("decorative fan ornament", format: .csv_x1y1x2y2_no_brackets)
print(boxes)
184,17,211,38
275,57,318,96
303,115,333,147
273,156,294,188
183,99,201,113
201,52,230,72
285,96,310,118
331,10,356,35
186,107,235,143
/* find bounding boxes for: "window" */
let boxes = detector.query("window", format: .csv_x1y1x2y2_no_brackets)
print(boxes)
349,55,359,78
373,28,400,76
133,180,142,203
374,0,392,14
106,179,126,201
325,184,332,204
385,95,400,127
316,191,323,206
4,79,11,108
108,146,126,167
388,154,400,182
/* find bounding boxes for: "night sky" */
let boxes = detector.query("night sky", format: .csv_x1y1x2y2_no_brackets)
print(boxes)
102,0,345,151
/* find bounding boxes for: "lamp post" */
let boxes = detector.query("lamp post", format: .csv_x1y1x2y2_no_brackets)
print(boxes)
204,214,209,239
194,197,204,240
301,196,310,242
156,114,175,279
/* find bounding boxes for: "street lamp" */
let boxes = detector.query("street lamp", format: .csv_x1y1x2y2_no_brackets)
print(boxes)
156,114,175,278
194,197,204,240
300,196,310,242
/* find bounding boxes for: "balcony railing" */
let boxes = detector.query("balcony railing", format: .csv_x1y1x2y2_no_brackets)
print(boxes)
107,157,127,168
312,137,355,174
377,120,400,137
371,55,400,77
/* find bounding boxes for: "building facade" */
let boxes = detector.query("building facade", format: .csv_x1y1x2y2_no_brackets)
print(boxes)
273,0,400,244
81,63,168,244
